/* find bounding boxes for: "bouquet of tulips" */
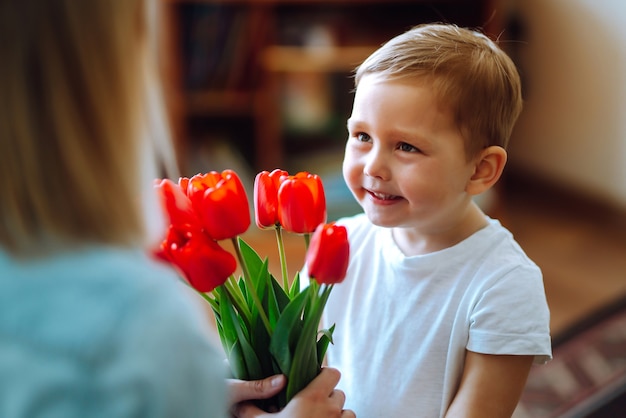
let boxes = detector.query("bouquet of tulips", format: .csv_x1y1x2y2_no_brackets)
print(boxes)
153,168,349,411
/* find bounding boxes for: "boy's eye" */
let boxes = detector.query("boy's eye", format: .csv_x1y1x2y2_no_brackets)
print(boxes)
398,142,419,153
356,132,371,142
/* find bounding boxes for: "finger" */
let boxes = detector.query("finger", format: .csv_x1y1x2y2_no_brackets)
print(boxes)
230,402,262,418
342,410,357,418
329,389,346,407
227,375,286,404
300,367,341,396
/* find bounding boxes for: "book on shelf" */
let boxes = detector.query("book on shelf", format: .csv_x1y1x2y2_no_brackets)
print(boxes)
179,3,266,92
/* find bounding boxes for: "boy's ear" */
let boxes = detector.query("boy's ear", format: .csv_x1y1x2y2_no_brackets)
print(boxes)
466,146,507,196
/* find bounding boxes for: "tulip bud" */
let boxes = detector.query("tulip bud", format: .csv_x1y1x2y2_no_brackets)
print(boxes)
254,169,289,229
188,170,251,240
306,223,349,284
278,172,326,234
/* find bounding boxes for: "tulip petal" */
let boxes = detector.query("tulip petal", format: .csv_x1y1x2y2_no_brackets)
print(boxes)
154,179,200,229
161,226,236,292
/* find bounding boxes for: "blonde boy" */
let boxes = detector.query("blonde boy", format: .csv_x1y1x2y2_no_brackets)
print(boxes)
326,23,552,417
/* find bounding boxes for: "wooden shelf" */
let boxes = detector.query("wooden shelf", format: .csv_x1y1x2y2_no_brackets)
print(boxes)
163,0,499,172
261,45,377,73
186,90,254,116
165,0,420,4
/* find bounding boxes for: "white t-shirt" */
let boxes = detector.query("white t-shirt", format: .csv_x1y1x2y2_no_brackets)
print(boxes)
321,214,552,418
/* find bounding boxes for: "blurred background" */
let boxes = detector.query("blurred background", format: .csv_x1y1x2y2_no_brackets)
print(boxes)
159,0,626,415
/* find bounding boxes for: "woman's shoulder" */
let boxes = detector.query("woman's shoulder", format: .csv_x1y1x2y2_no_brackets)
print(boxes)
0,246,225,416
0,246,205,356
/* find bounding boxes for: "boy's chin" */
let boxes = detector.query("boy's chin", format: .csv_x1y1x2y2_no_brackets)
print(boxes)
363,211,400,228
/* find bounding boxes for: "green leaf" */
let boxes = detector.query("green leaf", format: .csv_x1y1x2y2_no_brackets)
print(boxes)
249,263,268,324
286,287,322,401
238,276,247,298
265,272,282,327
250,317,274,375
289,272,301,299
227,340,247,379
211,310,231,359
316,324,336,365
215,286,238,349
238,237,265,282
222,280,253,331
269,288,310,375
248,268,275,375
238,239,274,329
270,273,291,312
222,285,263,379
237,328,263,379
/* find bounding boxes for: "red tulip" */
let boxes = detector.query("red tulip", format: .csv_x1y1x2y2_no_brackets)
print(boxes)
254,169,289,229
158,225,236,292
154,178,200,230
187,170,251,240
306,223,349,285
277,172,326,234
178,176,190,194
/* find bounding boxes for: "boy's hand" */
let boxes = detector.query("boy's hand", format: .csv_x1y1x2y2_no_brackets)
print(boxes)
231,367,355,418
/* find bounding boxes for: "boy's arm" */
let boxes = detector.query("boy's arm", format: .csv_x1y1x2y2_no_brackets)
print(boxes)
445,350,533,418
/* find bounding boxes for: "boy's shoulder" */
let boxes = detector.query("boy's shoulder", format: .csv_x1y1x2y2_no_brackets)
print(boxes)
473,218,540,274
336,212,368,227
335,213,384,253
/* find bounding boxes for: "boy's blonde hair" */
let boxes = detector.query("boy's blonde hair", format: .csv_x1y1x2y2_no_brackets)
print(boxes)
0,0,177,255
355,23,523,159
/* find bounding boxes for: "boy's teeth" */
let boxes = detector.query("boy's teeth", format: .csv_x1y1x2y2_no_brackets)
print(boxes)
373,192,394,200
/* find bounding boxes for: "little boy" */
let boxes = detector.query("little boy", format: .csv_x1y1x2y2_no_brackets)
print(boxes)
325,23,552,417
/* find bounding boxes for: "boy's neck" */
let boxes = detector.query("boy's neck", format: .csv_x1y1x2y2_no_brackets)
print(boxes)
391,202,489,256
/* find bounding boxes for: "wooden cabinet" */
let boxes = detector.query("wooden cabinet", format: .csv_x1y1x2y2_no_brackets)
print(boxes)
161,0,499,173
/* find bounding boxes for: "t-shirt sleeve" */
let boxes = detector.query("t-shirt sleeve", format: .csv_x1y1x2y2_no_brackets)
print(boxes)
467,263,552,364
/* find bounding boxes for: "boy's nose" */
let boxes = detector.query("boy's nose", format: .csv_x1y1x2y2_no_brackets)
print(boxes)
363,149,390,180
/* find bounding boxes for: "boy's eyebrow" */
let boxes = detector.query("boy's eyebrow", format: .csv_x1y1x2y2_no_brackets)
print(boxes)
347,118,424,139
346,118,364,129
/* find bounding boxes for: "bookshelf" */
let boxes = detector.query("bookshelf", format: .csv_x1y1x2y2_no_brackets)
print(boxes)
162,0,501,173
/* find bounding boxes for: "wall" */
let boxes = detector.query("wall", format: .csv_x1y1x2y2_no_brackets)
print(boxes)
507,0,626,208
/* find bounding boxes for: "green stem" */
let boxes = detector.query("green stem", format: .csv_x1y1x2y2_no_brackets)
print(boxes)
306,279,319,317
304,232,311,251
205,276,253,328
199,291,219,312
275,226,289,290
223,276,253,324
231,237,272,335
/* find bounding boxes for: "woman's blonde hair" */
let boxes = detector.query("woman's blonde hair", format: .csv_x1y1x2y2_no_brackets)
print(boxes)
0,0,177,255
355,23,523,159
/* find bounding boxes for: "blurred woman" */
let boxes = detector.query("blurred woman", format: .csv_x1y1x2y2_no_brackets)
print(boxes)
0,1,353,417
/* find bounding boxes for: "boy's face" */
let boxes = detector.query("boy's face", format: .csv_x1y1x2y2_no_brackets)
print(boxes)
343,74,478,233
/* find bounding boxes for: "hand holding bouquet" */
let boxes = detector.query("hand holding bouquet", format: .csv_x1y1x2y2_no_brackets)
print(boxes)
154,169,349,411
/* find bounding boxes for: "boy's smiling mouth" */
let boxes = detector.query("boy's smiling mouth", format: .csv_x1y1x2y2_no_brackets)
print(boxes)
366,189,402,201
